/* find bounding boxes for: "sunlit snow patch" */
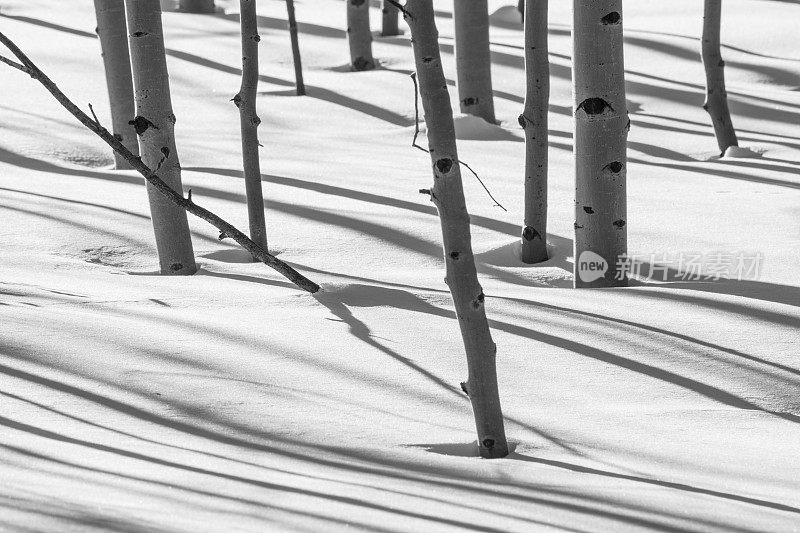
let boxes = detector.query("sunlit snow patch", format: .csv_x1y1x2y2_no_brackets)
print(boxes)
722,146,762,159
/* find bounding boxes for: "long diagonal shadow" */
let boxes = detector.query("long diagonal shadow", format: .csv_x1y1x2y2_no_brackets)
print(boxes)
497,295,800,379
0,444,401,533
6,11,800,130
321,284,799,425
0,415,510,533
311,289,581,454
0,14,412,127
508,453,800,516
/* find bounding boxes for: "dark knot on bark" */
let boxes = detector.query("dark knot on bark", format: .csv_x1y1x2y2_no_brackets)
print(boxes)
601,12,621,25
128,116,158,136
522,226,541,241
577,98,613,116
435,158,453,174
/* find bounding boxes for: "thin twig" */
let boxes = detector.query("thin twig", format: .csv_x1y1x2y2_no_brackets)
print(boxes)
0,30,320,294
409,72,507,212
385,0,412,20
409,72,427,154
88,103,101,127
0,54,30,74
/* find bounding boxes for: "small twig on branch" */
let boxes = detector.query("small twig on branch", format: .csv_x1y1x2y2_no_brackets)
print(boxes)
0,30,320,294
0,54,30,74
409,72,428,155
385,0,412,20
409,72,507,212
88,103,101,128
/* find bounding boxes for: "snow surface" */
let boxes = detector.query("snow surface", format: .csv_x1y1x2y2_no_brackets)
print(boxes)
1,0,799,531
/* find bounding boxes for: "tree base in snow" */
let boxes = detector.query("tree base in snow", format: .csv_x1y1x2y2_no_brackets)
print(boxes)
722,146,762,159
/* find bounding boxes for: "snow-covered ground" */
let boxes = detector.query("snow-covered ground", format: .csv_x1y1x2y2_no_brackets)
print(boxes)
1,0,798,530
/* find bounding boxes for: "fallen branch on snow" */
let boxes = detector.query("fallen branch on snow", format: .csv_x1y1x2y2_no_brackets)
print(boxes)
0,30,320,294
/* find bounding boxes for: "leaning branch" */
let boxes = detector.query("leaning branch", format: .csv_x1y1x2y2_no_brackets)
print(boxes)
385,0,413,20
0,30,320,294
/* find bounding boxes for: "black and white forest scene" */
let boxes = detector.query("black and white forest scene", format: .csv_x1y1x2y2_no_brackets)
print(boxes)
0,0,798,531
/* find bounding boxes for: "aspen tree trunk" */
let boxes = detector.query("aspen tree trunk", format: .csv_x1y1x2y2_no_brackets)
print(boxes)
234,0,268,253
381,0,400,36
93,0,139,170
126,0,197,275
573,1,627,288
519,0,549,264
346,0,375,71
285,0,306,95
453,0,495,123
179,0,215,13
405,0,509,459
702,0,738,154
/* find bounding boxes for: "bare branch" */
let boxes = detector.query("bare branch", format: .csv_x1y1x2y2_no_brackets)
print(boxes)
385,0,413,20
0,54,30,74
88,102,101,128
409,72,506,212
0,30,320,294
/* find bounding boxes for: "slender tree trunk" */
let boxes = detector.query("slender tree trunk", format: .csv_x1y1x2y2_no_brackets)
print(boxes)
573,1,628,288
518,0,525,23
702,0,738,154
381,0,400,36
453,0,495,123
179,0,215,13
346,0,375,71
0,29,320,293
93,0,139,170
126,0,197,275
234,0,268,254
519,0,549,264
405,0,509,459
285,0,306,95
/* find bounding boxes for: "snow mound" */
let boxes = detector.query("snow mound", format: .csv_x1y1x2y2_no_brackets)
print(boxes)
417,114,521,141
722,146,762,159
475,240,573,288
452,113,520,141
489,5,523,26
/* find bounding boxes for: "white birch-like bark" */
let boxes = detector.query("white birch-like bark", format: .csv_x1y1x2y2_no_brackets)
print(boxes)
179,0,215,13
453,0,495,123
93,0,139,170
347,0,375,71
573,1,628,287
126,0,197,275
381,0,400,36
702,0,738,153
235,0,268,254
520,0,549,264
405,0,509,459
